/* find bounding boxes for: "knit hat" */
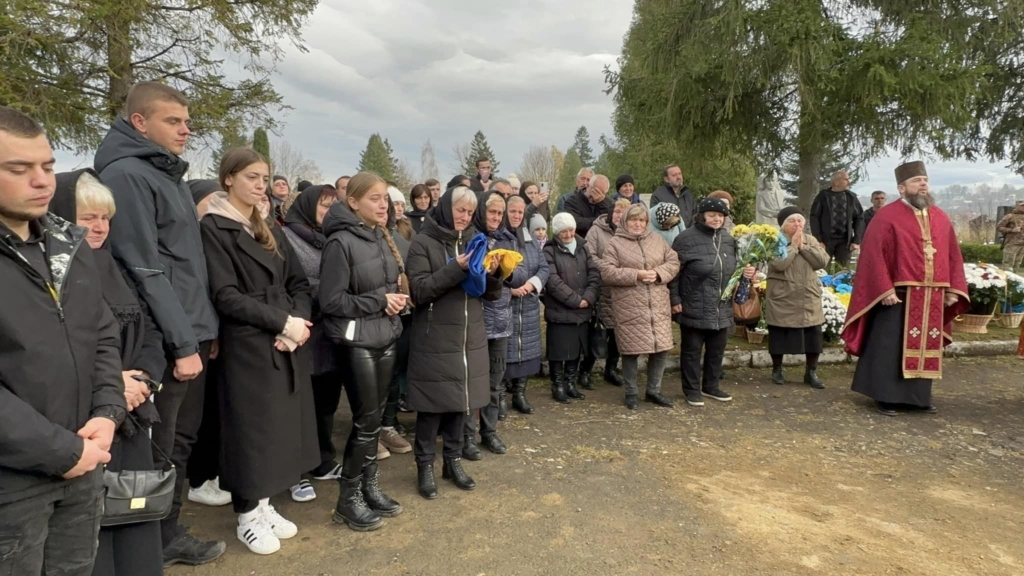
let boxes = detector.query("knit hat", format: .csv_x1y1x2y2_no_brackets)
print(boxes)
297,180,313,192
529,213,548,232
507,174,521,189
707,190,734,206
654,202,681,230
777,206,803,226
615,174,635,192
188,179,220,206
697,197,730,216
551,212,576,236
387,186,405,204
272,175,288,184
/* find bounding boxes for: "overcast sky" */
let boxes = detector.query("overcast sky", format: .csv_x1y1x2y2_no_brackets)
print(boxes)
57,0,1024,198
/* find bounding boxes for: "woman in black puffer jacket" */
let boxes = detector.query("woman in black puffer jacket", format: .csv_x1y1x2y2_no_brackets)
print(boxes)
670,198,755,408
319,172,407,532
543,212,601,404
405,186,502,500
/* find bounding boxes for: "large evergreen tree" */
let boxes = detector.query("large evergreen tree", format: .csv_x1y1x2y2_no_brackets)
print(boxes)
556,147,583,199
252,128,271,167
573,126,596,167
467,131,500,176
607,0,1024,212
0,0,318,153
358,134,397,182
214,122,248,171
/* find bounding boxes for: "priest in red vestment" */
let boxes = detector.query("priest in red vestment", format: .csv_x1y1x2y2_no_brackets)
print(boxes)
842,161,970,416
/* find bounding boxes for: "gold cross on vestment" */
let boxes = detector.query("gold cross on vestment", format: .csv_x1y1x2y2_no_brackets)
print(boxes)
923,244,937,260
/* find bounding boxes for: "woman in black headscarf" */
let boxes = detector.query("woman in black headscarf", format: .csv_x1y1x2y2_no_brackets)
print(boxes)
407,184,432,234
279,185,345,502
446,174,471,190
52,170,165,576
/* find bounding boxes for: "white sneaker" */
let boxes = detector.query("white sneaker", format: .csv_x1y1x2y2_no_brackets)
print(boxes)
260,503,298,539
188,478,232,507
290,479,316,502
237,514,280,555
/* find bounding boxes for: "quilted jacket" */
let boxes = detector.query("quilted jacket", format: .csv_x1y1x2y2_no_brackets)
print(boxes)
598,228,680,355
585,215,617,329
482,227,529,340
543,237,601,325
670,222,738,330
507,228,549,364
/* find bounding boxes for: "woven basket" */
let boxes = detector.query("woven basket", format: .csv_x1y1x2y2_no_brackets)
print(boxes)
734,326,748,339
994,312,1024,329
746,330,767,344
953,314,994,334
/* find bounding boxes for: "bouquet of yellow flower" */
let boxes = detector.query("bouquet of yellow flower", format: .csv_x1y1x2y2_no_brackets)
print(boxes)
721,223,788,302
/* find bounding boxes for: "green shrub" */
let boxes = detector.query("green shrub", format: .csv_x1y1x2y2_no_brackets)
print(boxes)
959,243,1002,264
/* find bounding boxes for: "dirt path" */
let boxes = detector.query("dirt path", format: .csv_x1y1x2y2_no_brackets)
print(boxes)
169,357,1024,575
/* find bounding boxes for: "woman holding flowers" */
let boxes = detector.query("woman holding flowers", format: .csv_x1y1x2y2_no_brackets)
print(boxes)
671,198,755,406
764,207,830,388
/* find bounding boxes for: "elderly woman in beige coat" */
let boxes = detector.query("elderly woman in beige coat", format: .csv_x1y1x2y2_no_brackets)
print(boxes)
581,198,631,388
765,207,830,389
598,204,680,409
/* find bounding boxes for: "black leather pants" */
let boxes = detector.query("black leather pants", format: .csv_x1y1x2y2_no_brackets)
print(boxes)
338,343,397,479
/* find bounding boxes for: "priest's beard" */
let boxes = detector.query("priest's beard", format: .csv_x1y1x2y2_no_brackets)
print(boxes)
906,192,934,210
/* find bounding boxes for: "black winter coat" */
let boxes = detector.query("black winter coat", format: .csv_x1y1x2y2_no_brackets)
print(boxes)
319,202,403,350
564,193,612,238
405,216,501,414
200,215,318,499
810,188,865,244
671,222,738,330
543,237,601,325
0,216,126,505
651,184,697,225
96,117,218,359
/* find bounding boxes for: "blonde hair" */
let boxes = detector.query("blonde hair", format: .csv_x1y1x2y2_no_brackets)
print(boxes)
624,204,649,224
613,198,631,213
219,148,277,255
507,195,526,208
484,193,506,210
347,172,408,295
76,172,117,217
450,186,479,211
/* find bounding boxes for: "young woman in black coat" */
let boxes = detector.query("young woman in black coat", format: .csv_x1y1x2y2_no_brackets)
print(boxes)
200,148,319,556
51,170,167,576
543,212,601,403
405,186,501,500
318,173,408,531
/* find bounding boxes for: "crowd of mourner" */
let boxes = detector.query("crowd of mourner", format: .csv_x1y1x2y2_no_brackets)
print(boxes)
2,82,1023,575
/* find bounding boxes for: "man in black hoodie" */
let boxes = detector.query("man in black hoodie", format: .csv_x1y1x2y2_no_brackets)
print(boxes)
0,106,126,575
650,164,697,222
94,82,225,566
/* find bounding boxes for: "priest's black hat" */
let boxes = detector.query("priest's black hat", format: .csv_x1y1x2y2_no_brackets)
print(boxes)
895,161,927,185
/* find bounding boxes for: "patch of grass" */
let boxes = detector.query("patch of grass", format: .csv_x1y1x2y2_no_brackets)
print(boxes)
572,445,625,462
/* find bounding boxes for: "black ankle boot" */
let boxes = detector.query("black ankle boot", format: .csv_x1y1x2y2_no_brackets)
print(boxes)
442,457,476,490
624,395,638,410
417,463,437,500
644,391,674,407
804,368,824,389
578,371,595,390
462,435,482,461
512,378,535,414
771,367,785,385
481,433,507,454
550,363,570,404
333,476,383,531
497,389,508,421
604,367,626,387
565,363,585,400
361,463,402,517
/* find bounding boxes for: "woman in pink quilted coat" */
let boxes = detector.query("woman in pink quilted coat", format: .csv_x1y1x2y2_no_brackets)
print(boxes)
597,204,680,409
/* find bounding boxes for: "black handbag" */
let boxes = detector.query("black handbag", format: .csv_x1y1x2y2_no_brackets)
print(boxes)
588,306,609,359
100,413,177,527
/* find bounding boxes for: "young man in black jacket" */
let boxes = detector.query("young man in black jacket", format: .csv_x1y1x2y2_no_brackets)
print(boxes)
0,106,127,575
95,82,225,566
809,171,865,266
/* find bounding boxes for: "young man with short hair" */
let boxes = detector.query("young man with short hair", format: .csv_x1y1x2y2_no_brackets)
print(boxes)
0,106,126,575
94,82,225,567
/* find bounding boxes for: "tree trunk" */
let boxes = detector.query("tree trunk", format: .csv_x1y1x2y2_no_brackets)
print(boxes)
106,12,134,120
796,97,821,215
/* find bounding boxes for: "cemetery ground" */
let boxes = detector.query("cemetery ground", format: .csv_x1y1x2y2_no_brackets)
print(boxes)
171,356,1024,576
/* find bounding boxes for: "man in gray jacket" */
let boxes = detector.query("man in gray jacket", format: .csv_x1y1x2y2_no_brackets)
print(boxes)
95,82,224,567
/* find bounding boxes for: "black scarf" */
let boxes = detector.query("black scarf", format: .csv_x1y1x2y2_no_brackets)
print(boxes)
283,185,330,248
429,187,459,230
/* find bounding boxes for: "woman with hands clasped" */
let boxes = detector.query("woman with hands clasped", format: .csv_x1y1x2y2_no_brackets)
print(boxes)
201,149,319,555
598,204,680,410
765,207,830,388
319,173,409,531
